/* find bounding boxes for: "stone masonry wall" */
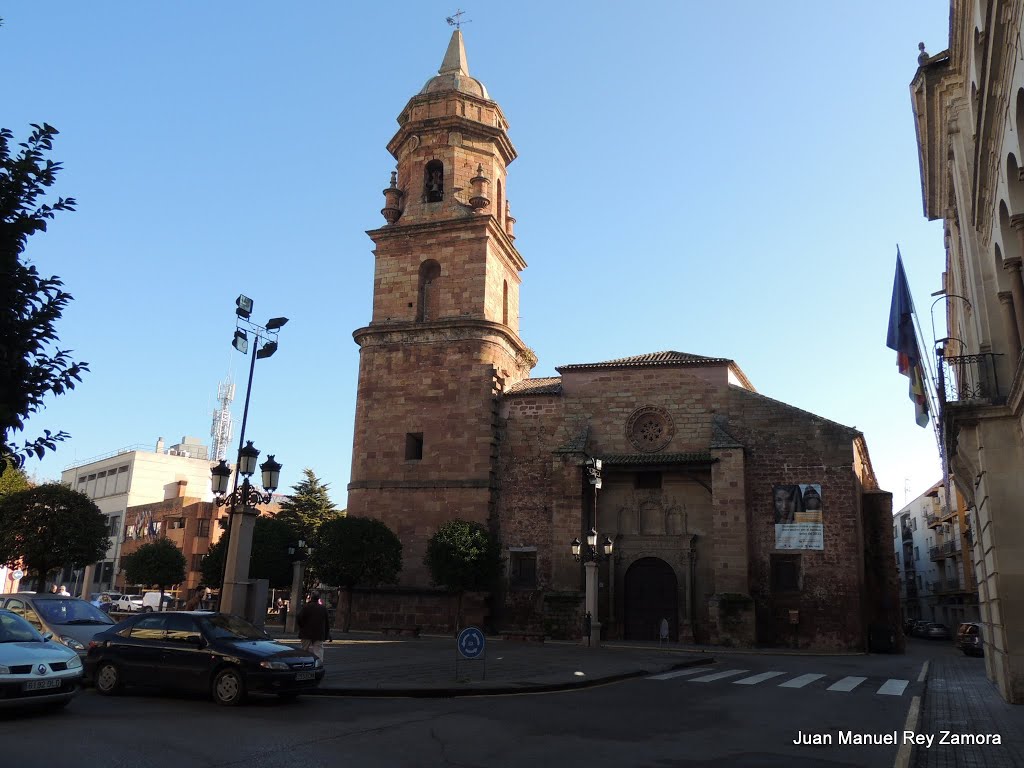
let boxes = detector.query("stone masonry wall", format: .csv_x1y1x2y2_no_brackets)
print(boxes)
725,386,868,651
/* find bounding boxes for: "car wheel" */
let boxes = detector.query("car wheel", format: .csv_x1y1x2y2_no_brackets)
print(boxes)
212,667,246,706
94,662,123,695
142,606,153,613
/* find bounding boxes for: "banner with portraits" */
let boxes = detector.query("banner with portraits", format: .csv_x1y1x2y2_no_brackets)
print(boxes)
773,483,823,550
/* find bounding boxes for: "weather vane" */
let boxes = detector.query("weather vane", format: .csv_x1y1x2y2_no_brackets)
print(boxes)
446,9,471,29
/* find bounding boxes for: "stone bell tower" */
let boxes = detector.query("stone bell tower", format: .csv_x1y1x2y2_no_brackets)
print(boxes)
348,29,533,585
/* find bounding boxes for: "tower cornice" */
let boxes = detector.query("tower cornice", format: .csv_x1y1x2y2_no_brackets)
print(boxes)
388,104,517,166
367,215,526,273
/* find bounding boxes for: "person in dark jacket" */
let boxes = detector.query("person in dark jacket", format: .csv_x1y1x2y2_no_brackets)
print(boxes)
296,589,331,663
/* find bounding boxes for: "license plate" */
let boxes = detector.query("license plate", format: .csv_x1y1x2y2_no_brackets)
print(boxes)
23,678,61,691
295,671,316,681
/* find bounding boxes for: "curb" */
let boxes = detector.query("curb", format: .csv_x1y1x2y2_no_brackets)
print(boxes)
306,657,715,698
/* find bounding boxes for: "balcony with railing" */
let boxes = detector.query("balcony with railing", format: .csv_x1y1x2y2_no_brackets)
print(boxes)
938,351,1007,406
929,539,962,561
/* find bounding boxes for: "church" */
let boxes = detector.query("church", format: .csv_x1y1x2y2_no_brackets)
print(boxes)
345,29,898,650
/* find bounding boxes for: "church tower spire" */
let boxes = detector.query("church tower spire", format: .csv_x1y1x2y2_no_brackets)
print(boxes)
349,29,533,585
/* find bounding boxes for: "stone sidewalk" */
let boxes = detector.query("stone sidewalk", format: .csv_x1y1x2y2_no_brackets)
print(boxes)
912,653,1024,768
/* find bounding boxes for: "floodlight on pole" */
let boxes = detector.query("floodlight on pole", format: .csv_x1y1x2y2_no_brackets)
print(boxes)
232,330,248,354
265,316,289,331
236,294,253,319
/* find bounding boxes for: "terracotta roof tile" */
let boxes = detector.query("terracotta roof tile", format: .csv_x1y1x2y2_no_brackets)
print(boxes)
557,351,729,371
505,377,562,395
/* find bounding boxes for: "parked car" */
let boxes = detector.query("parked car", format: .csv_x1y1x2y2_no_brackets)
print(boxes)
0,608,83,710
85,611,324,705
141,591,174,612
911,620,931,637
956,622,984,656
926,622,951,640
112,595,144,612
0,593,116,657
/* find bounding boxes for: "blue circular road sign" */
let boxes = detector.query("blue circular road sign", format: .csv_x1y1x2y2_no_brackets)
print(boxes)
457,626,485,659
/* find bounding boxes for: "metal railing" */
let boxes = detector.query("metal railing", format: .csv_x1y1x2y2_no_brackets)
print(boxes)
938,352,1006,404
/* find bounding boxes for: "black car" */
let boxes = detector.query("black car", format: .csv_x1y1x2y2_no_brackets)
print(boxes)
84,611,324,705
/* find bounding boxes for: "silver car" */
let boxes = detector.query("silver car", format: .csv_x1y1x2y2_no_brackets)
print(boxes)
0,593,116,657
0,608,83,710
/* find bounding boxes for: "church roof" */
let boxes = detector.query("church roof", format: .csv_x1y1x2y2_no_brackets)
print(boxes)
557,351,729,370
505,377,562,395
420,30,490,99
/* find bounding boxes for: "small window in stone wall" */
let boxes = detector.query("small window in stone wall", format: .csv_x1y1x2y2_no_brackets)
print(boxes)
635,471,662,489
770,554,800,593
197,518,210,538
508,550,537,590
405,432,424,461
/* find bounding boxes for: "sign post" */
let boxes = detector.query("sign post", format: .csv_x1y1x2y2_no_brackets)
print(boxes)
456,626,486,681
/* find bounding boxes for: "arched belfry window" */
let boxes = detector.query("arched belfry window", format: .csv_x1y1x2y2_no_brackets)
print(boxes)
502,279,509,326
418,259,442,321
496,179,504,225
424,160,444,203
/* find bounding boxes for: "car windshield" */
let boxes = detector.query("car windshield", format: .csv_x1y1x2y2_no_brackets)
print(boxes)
200,614,271,641
35,598,115,625
0,611,44,643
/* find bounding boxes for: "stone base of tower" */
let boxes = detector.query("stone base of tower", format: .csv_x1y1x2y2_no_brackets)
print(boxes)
333,586,488,635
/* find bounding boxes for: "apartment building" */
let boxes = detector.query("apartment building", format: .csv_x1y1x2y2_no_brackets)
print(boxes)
58,437,216,594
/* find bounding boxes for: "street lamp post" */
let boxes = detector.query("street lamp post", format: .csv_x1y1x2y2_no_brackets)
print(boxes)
571,458,613,648
285,539,309,634
211,447,281,620
210,294,288,620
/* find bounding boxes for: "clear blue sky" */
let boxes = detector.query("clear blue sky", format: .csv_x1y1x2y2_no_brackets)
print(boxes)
5,2,950,510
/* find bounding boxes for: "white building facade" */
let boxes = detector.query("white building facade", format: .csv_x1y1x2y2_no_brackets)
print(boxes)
51,437,215,595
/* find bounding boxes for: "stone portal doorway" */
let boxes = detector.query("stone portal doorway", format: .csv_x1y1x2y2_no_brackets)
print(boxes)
623,557,678,641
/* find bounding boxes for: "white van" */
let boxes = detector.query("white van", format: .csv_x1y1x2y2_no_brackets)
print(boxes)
142,591,174,612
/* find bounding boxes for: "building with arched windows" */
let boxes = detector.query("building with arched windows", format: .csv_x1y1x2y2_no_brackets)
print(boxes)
911,1,1024,703
346,29,899,651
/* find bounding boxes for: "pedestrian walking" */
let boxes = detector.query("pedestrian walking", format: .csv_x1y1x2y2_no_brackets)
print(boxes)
296,589,331,664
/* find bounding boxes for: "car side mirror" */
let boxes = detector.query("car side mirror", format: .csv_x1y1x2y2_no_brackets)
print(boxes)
188,634,205,647
41,631,54,642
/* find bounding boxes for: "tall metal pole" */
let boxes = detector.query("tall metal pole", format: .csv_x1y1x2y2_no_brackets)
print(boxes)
218,337,259,603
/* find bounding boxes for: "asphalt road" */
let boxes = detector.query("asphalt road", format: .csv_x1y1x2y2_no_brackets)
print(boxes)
3,642,948,768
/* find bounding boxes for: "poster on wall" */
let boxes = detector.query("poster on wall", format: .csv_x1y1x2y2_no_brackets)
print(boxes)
773,483,823,550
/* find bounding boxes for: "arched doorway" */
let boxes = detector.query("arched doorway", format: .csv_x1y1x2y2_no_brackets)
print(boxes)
623,557,679,641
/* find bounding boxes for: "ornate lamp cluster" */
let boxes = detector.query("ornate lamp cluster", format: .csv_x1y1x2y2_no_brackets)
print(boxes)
210,441,281,508
571,527,614,562
570,457,613,561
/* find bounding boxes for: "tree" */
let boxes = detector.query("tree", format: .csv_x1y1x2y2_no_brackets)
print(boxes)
1,124,88,474
424,520,502,630
274,468,342,542
120,538,186,608
0,460,30,496
200,516,295,589
0,483,108,585
310,516,402,631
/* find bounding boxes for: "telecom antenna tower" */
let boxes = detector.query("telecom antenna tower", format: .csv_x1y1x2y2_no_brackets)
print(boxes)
210,377,236,462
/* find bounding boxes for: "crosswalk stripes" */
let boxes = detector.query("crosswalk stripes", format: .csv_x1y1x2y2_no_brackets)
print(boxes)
733,671,787,685
778,673,826,688
877,679,910,696
647,667,713,681
645,668,912,696
688,668,749,682
827,676,867,692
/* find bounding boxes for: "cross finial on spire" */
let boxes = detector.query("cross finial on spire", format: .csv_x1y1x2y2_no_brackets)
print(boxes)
446,9,471,30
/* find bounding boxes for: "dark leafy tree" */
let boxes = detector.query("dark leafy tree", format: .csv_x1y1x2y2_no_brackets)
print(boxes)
120,537,186,608
200,537,226,589
1,124,88,474
424,520,502,631
0,483,108,585
199,516,295,589
274,468,342,542
310,516,402,631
